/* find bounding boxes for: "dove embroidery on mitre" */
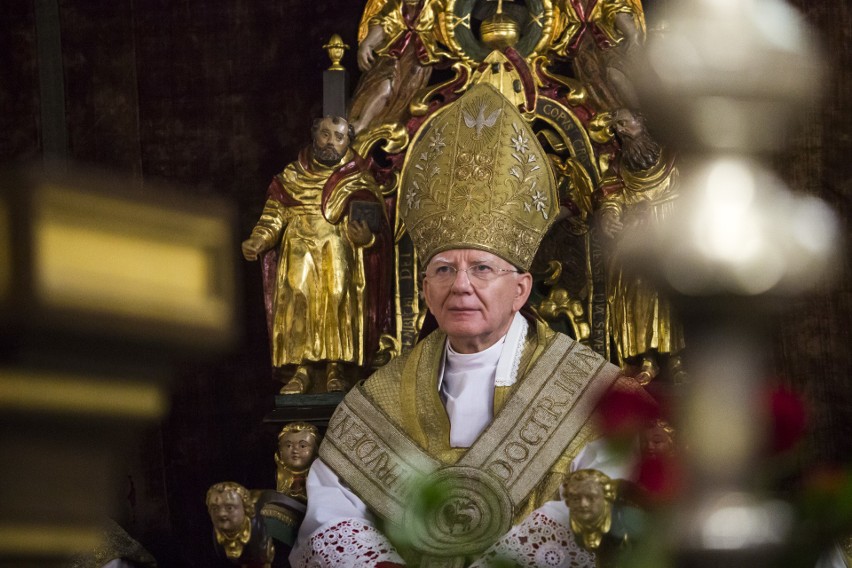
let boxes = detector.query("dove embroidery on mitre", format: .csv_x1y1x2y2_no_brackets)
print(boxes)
463,101,502,139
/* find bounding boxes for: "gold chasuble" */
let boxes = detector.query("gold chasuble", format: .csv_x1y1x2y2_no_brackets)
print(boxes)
320,318,621,566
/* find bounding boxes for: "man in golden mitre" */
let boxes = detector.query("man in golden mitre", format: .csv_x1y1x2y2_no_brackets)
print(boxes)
289,85,650,568
242,116,390,395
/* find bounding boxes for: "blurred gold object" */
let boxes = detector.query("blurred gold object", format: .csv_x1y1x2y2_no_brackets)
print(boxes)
0,525,102,557
0,175,237,347
398,83,557,269
0,165,237,566
322,34,349,70
0,370,165,419
627,0,837,562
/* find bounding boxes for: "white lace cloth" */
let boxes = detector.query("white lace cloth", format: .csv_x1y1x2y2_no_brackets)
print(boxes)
292,504,595,568
290,518,405,567
471,503,595,568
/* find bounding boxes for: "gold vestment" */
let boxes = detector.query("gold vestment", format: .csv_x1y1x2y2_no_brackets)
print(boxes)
361,318,603,522
319,316,647,565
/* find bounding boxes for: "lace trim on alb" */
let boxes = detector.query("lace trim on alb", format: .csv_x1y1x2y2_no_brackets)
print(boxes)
291,519,405,567
470,510,596,568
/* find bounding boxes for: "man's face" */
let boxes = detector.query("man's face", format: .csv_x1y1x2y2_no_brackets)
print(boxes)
312,118,350,163
207,490,246,535
565,478,607,525
422,249,531,354
279,430,316,470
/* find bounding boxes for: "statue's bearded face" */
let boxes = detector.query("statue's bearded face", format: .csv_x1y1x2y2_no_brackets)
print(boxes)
312,117,350,164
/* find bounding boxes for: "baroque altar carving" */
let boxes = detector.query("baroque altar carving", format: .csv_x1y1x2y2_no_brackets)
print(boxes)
246,0,686,395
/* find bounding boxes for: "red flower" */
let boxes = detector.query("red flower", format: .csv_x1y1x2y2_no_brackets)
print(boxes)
765,386,807,454
635,453,685,504
595,386,659,440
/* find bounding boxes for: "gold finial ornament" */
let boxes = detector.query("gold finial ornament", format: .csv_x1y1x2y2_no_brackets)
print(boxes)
323,34,349,71
399,83,557,270
480,0,520,50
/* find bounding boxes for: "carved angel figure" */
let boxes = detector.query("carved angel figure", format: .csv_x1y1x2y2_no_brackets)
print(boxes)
349,0,449,134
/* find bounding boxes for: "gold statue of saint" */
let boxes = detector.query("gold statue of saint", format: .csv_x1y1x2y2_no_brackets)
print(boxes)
597,110,685,383
242,116,388,394
549,0,682,383
274,423,320,502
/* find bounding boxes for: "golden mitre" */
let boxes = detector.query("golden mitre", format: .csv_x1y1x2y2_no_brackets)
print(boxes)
399,83,557,270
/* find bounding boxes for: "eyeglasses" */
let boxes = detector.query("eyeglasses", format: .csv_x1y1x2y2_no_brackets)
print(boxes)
424,263,520,286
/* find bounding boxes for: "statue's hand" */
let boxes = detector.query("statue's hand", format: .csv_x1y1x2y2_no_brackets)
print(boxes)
241,236,267,261
358,25,385,72
358,43,376,72
347,219,373,247
600,209,624,239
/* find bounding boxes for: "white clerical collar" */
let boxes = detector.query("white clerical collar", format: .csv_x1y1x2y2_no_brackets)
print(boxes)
437,312,528,392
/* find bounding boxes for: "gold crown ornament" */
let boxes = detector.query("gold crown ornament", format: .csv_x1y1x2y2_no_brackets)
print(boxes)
398,83,557,270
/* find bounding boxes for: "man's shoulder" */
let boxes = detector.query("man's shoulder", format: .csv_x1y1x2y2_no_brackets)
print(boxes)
362,350,408,393
355,330,445,415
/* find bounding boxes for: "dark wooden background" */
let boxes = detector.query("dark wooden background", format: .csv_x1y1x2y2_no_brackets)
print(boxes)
1,1,849,566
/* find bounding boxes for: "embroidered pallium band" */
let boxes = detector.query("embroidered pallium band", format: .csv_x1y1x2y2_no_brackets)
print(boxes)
320,333,620,561
320,387,441,522
460,334,619,504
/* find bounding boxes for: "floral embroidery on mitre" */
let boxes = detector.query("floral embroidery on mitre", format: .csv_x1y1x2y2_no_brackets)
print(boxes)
398,83,557,270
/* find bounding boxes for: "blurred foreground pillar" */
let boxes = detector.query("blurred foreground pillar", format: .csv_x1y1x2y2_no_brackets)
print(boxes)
629,0,839,566
0,164,238,567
